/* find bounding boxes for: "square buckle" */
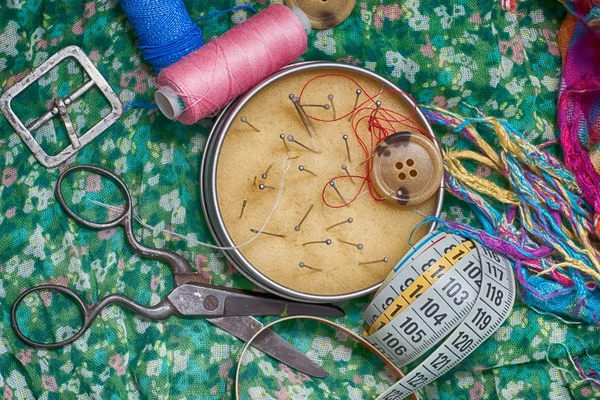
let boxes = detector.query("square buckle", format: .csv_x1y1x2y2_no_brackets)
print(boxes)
0,45,123,168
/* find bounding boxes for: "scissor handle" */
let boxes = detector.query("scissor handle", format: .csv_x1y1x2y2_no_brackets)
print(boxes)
55,165,192,275
55,165,131,230
11,284,176,349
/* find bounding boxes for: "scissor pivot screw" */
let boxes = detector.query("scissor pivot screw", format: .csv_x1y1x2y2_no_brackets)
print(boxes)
203,295,219,311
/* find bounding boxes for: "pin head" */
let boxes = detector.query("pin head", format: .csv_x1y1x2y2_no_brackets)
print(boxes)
383,257,389,263
289,94,295,100
357,244,364,250
280,134,285,140
259,184,266,190
294,226,301,232
325,239,332,245
347,218,353,223
287,135,295,142
298,165,305,171
330,181,336,187
341,164,348,171
328,94,334,100
262,173,268,179
324,104,331,110
343,135,348,140
240,116,247,123
375,100,382,107
299,262,305,268
356,89,362,95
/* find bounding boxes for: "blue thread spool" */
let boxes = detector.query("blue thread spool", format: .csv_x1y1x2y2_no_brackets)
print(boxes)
120,0,205,71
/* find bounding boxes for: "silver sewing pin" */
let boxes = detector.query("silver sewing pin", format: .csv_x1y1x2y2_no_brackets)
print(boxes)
359,257,389,266
329,181,346,203
303,239,333,246
326,217,354,231
287,135,321,154
298,165,318,177
348,89,362,121
373,100,382,120
262,164,273,180
301,103,330,110
250,229,285,238
299,262,322,272
328,94,336,120
295,204,314,231
280,134,290,151
343,135,352,162
239,199,247,219
240,116,260,132
289,94,315,137
341,164,355,184
338,239,363,250
259,184,275,190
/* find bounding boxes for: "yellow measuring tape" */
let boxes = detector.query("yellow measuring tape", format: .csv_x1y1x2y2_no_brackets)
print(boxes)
365,240,475,335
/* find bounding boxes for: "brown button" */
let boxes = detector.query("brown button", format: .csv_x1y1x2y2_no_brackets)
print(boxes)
370,132,443,206
285,0,356,30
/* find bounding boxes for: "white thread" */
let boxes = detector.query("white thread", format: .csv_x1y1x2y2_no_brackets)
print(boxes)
85,157,293,251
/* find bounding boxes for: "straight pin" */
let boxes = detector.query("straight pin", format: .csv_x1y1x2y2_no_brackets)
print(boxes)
262,164,273,180
326,217,354,231
341,164,355,184
287,135,321,154
240,116,260,132
348,89,362,121
289,94,315,137
298,165,318,177
259,184,275,190
338,239,364,250
338,239,363,250
299,262,322,272
328,94,336,120
280,134,290,151
239,199,247,219
295,204,314,231
301,103,330,110
359,257,389,266
373,100,382,120
303,239,332,246
330,181,346,203
343,135,352,162
250,229,285,238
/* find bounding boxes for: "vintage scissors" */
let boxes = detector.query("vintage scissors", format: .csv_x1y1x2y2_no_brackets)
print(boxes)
11,165,343,378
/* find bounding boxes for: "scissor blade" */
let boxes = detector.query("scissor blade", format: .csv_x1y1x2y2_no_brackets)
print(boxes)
225,296,345,318
207,316,329,379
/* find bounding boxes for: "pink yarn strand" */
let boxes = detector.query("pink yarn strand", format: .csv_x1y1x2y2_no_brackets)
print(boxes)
157,4,307,124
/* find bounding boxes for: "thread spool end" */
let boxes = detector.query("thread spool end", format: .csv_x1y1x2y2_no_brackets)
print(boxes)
290,7,312,35
155,86,183,120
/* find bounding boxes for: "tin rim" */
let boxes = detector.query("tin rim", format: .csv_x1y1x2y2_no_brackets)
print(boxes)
201,61,445,303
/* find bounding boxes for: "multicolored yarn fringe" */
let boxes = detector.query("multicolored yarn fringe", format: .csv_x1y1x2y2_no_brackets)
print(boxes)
422,106,600,325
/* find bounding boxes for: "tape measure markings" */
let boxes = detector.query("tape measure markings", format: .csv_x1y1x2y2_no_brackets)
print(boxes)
365,233,466,325
367,240,475,335
374,241,515,399
367,250,481,366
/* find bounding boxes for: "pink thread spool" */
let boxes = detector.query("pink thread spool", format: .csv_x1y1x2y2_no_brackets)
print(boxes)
154,4,311,124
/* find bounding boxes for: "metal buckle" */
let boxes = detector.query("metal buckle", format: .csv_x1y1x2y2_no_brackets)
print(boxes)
0,45,123,168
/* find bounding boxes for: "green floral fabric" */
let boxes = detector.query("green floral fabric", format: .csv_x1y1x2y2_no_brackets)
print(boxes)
1,0,599,399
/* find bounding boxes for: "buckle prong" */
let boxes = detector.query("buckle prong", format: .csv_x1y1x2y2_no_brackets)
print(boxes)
0,46,123,168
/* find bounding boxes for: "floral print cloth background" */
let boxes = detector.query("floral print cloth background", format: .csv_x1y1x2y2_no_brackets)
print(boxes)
1,0,600,399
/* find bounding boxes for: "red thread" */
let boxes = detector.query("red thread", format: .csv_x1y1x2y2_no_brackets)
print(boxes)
298,74,436,208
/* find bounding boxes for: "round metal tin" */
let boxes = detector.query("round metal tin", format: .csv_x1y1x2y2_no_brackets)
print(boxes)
201,62,445,303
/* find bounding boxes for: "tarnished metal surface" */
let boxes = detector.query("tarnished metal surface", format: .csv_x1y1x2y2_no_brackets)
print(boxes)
0,46,122,168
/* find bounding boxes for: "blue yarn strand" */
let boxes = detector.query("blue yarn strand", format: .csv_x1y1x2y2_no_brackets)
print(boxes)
121,1,258,72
